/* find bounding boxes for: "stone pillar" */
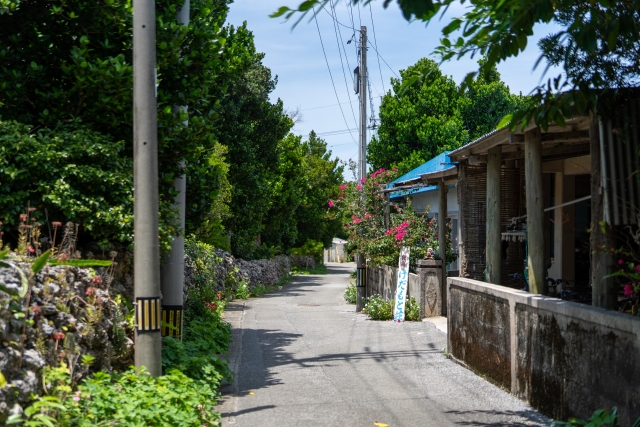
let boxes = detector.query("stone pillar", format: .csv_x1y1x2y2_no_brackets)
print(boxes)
486,146,502,284
417,259,443,317
525,127,545,294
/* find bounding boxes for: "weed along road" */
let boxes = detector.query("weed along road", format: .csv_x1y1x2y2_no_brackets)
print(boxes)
218,263,551,427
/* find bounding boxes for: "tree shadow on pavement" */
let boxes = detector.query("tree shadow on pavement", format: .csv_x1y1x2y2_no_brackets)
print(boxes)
445,409,551,426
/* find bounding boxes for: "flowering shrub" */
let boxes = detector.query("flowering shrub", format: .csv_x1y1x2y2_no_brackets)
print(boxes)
363,294,394,320
344,282,357,304
328,167,456,271
362,294,421,321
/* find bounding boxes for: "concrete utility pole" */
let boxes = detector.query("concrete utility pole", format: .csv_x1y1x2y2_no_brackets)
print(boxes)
133,0,162,376
355,26,367,313
160,0,189,341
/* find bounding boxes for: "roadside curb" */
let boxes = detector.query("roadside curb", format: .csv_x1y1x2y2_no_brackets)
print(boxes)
216,300,246,425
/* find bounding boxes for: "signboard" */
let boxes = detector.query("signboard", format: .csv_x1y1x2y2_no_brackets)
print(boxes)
394,247,410,322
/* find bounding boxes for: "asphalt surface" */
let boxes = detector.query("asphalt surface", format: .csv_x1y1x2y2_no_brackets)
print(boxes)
217,262,551,427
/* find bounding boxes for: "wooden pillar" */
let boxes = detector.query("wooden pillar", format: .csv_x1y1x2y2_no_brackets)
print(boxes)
438,180,448,315
458,164,467,278
525,128,545,294
590,113,617,309
486,146,502,284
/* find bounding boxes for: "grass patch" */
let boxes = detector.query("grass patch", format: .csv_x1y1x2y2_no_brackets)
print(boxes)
291,263,328,275
248,274,294,297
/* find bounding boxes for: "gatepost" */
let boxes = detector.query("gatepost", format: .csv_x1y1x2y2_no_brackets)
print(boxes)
417,259,443,317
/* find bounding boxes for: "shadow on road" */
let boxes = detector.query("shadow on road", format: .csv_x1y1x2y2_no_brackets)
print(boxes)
446,409,551,426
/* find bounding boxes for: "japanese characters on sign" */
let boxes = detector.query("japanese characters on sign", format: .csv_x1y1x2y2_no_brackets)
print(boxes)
394,246,410,322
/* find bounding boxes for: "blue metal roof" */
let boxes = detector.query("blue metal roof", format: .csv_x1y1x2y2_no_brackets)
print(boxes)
388,152,454,200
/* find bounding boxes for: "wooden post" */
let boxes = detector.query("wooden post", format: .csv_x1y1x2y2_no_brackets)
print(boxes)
590,113,617,309
438,180,448,315
525,128,545,294
458,164,467,277
486,146,502,284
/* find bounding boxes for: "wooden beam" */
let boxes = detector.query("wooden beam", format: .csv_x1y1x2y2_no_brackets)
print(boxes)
468,154,487,165
502,143,590,161
486,146,501,285
542,130,590,142
525,127,545,294
509,130,590,144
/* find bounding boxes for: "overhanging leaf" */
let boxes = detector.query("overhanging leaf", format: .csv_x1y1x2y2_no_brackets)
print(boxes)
32,249,51,274
47,259,112,267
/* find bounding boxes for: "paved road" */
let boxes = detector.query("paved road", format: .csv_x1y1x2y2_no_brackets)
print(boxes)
218,263,551,427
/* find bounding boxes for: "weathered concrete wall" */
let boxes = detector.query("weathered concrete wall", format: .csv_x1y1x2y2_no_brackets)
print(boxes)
449,286,511,388
366,266,420,312
448,277,640,425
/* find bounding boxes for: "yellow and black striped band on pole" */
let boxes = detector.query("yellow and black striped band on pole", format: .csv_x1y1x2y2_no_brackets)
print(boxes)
135,297,162,333
161,305,183,339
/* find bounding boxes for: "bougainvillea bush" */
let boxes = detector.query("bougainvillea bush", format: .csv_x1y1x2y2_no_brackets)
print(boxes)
327,168,456,272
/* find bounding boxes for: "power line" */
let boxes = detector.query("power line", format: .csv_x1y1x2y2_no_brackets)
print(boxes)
317,128,358,136
327,0,358,127
369,3,386,94
301,100,358,111
313,6,357,144
322,6,355,30
367,41,399,78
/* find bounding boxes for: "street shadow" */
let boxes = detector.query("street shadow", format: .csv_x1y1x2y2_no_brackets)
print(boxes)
446,409,551,426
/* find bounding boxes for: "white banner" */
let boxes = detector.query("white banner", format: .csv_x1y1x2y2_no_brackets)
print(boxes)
393,246,410,322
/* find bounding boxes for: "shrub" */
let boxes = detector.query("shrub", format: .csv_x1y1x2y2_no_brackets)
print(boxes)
362,294,421,321
363,294,393,320
344,282,357,304
0,120,138,249
291,239,324,263
405,297,422,321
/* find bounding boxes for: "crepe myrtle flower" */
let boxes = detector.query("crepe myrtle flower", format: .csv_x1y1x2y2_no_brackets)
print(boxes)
624,284,634,297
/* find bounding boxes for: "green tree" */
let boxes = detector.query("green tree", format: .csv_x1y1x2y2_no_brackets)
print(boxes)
216,54,295,259
261,133,307,251
295,131,345,248
368,58,524,174
0,0,253,251
368,58,467,174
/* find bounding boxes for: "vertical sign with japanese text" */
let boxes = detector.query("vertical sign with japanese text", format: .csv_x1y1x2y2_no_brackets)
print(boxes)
394,246,410,322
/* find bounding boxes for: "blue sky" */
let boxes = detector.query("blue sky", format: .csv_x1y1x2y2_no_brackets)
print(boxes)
226,0,561,177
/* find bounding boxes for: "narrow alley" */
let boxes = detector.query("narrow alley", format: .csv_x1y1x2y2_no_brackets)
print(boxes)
218,263,551,427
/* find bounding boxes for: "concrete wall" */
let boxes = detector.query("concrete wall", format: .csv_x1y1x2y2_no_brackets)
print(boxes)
366,265,421,315
448,277,640,425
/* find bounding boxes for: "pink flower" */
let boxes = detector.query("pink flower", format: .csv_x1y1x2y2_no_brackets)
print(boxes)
624,284,634,297
340,183,348,191
328,200,334,208
360,178,366,183
618,259,625,265
356,184,363,191
635,265,640,274
353,218,361,224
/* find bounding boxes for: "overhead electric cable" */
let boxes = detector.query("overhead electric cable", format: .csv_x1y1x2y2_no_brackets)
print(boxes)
369,3,386,94
367,41,399,78
301,100,358,111
328,0,358,127
313,6,357,144
322,7,355,30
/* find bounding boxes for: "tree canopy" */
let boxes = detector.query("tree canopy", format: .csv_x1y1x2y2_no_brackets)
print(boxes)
0,0,344,259
368,58,525,174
